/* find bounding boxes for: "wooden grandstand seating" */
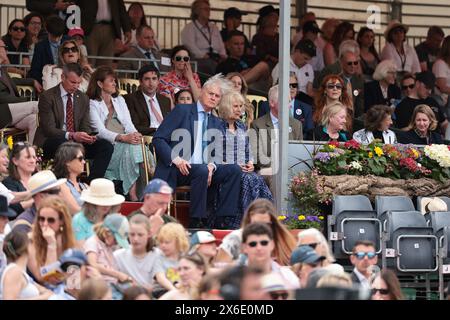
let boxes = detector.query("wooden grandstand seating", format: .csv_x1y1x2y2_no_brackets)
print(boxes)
247,94,267,119
119,78,140,94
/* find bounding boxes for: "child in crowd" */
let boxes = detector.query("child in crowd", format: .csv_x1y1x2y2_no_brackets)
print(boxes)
114,214,161,291
152,222,189,298
84,214,133,299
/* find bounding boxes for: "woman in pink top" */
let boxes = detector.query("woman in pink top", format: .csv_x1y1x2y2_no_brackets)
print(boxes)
159,45,201,104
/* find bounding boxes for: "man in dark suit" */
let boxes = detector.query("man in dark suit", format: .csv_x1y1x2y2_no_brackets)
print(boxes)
34,63,113,181
118,26,164,76
349,240,378,290
28,15,66,84
125,65,171,136
75,0,131,66
26,0,72,20
152,75,242,229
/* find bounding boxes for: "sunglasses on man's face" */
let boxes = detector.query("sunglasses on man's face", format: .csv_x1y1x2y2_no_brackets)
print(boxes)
372,288,389,295
38,216,56,224
353,251,376,260
402,84,415,90
62,46,78,54
346,60,359,66
12,26,26,32
270,291,289,300
175,56,190,62
247,240,270,248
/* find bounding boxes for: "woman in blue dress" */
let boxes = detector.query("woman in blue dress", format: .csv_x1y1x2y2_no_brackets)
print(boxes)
218,91,273,228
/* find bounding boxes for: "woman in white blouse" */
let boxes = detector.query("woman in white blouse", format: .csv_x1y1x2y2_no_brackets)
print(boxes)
87,66,143,201
380,20,420,77
42,40,93,92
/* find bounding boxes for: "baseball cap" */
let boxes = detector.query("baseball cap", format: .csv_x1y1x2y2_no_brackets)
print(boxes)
103,213,130,249
190,231,217,247
68,27,85,38
59,249,88,271
0,195,16,218
415,71,436,90
295,39,316,57
290,245,326,265
256,5,279,25
143,178,173,195
303,21,322,34
224,7,247,20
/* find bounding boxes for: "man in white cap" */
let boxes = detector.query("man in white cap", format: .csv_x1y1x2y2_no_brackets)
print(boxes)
12,170,66,234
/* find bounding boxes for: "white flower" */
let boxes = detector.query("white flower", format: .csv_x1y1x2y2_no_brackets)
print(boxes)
350,161,363,171
424,144,450,168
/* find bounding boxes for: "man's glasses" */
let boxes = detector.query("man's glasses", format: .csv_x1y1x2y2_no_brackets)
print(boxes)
353,251,376,260
402,84,415,90
269,292,289,300
38,216,56,224
289,83,298,89
175,56,190,62
74,155,85,162
346,61,359,66
41,188,61,195
12,26,26,32
247,240,269,247
62,46,78,54
372,288,389,295
326,83,343,90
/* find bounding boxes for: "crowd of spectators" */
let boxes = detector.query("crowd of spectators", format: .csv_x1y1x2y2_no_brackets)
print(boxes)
0,0,449,301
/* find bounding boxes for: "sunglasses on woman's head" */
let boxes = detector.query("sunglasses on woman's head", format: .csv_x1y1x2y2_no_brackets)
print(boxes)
372,288,389,295
247,240,269,247
62,46,78,54
326,83,343,90
38,216,56,224
175,56,190,62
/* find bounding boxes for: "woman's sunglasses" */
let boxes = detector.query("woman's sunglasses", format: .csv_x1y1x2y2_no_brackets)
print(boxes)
62,46,78,54
175,56,190,62
12,26,26,32
326,83,343,90
38,216,56,224
372,288,389,295
289,83,298,89
247,240,269,247
74,155,85,162
269,292,289,300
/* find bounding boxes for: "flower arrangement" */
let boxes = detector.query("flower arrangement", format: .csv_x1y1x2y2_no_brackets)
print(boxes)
280,169,332,230
36,147,54,171
313,140,450,183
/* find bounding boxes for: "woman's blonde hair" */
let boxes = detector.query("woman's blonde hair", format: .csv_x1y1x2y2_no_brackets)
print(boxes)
218,91,245,120
372,59,397,81
406,104,438,131
33,196,76,267
297,228,336,263
320,101,347,127
157,222,189,254
58,40,88,66
316,272,353,288
78,279,111,300
82,202,120,224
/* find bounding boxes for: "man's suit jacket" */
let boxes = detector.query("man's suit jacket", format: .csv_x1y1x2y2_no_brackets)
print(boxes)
118,45,162,74
258,100,314,135
364,80,401,112
34,85,91,146
75,0,131,39
350,270,361,285
152,103,223,189
28,38,60,84
26,0,63,19
0,67,34,128
124,91,171,136
250,113,303,169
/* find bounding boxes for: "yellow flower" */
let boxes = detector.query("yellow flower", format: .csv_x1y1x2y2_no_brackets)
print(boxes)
328,145,336,150
298,215,306,221
6,136,13,150
277,215,286,221
319,216,324,220
368,152,373,158
411,148,419,158
374,146,384,157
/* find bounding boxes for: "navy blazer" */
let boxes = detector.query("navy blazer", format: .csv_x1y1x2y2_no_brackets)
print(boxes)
258,99,314,135
28,36,68,84
152,103,223,187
